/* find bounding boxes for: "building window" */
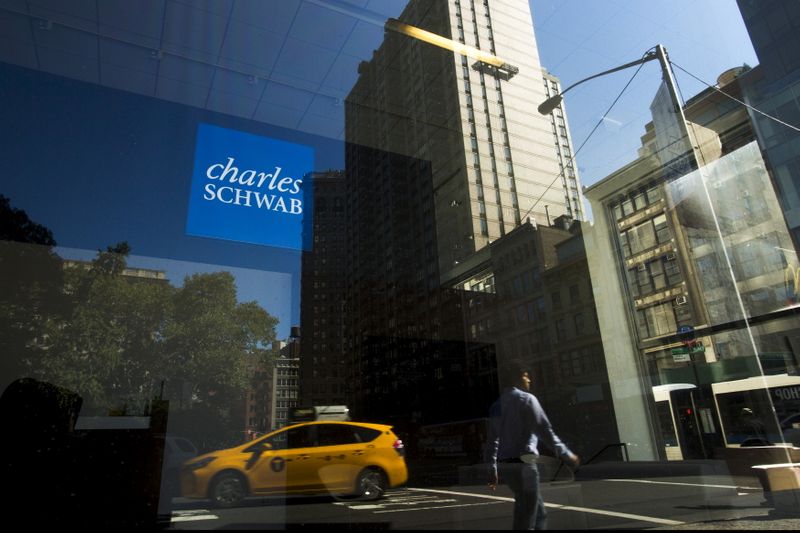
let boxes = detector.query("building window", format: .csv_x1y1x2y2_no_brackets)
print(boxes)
627,219,658,255
555,319,567,341
551,291,562,310
569,284,580,304
574,313,585,336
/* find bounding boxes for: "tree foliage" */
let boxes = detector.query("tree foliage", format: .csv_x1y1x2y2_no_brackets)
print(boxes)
2,195,280,445
31,244,278,415
0,196,66,390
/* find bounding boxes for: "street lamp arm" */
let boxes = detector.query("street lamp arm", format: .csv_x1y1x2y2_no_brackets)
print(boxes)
538,50,659,115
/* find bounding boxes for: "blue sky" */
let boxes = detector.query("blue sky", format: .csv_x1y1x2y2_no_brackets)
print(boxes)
530,0,758,189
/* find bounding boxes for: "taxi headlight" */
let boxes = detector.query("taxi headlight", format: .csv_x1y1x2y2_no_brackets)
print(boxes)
185,456,217,470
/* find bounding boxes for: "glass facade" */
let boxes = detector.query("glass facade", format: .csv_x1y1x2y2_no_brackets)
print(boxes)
1,0,799,529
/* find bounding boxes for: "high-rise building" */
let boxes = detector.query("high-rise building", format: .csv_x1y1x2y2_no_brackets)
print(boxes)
737,0,800,248
346,0,582,281
271,337,301,430
299,171,349,408
340,0,583,429
543,72,585,222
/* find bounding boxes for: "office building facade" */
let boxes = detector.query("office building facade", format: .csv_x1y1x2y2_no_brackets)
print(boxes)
585,68,800,461
347,0,582,280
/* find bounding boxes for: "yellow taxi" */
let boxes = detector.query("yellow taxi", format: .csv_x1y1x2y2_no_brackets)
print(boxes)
180,421,408,507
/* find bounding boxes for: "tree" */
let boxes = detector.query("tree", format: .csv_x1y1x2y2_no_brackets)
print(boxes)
33,246,279,422
0,195,66,391
36,242,172,411
161,272,278,415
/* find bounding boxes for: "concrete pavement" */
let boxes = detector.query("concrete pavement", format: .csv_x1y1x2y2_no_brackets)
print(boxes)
652,511,800,530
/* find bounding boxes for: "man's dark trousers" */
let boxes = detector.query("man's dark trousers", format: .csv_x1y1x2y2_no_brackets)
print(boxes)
500,461,547,530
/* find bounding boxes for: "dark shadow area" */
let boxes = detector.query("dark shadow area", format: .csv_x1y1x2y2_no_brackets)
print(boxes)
0,377,167,527
674,504,769,511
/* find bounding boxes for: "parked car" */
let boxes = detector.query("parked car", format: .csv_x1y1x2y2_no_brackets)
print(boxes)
165,436,199,470
161,436,199,498
181,421,407,507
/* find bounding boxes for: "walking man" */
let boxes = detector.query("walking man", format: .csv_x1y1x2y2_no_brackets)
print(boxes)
485,364,580,530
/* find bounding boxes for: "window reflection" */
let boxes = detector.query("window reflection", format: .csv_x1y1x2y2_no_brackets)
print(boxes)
1,0,800,529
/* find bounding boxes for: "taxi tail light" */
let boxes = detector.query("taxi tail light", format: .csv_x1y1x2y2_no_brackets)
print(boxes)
393,439,405,457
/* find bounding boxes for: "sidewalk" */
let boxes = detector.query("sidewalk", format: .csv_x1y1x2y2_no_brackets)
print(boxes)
652,511,800,530
573,459,800,529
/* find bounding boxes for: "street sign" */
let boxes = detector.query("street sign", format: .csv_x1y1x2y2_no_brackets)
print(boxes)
672,350,691,363
671,341,704,362
671,343,705,355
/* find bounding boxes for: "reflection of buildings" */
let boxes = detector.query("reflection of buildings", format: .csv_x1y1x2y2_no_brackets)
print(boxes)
299,171,349,408
457,217,619,458
271,335,301,431
62,259,168,283
243,358,270,441
737,0,800,249
543,72,586,222
336,0,588,431
341,139,492,427
346,0,581,280
584,68,800,460
243,333,301,438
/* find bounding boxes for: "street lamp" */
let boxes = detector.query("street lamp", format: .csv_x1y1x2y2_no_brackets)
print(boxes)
537,45,674,116
540,43,730,464
547,44,782,462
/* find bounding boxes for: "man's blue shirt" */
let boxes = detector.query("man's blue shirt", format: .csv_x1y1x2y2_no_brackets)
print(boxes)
485,386,572,472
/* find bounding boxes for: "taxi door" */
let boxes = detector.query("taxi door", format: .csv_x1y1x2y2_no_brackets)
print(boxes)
246,425,320,494
312,424,367,493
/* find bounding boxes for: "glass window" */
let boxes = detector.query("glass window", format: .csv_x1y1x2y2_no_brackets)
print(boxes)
622,197,635,217
633,192,647,211
627,220,657,254
646,186,662,204
551,291,562,310
649,260,666,290
555,318,567,341
653,214,671,244
317,424,359,446
2,1,798,528
574,313,585,335
569,284,580,303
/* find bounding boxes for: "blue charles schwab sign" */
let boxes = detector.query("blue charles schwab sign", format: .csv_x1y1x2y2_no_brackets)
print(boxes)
186,123,314,251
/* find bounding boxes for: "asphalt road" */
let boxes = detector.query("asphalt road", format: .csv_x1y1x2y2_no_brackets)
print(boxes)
163,474,780,530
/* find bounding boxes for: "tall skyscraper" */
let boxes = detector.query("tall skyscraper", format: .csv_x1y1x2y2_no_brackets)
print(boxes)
299,171,349,408
346,0,582,281
336,0,587,431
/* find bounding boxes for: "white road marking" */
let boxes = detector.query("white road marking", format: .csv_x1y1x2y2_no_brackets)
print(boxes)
407,488,685,526
603,479,761,491
337,492,458,511
374,501,505,513
171,510,219,523
407,487,517,502
333,492,448,508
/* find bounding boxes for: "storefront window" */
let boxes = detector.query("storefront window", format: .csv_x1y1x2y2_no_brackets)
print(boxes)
2,0,799,529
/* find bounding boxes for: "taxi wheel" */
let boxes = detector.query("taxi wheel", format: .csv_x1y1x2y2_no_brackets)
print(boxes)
356,468,387,501
210,471,247,508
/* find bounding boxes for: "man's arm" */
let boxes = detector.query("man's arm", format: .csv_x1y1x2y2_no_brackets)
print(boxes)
530,396,580,467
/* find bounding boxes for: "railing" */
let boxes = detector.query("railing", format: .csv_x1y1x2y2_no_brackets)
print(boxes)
551,442,630,481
